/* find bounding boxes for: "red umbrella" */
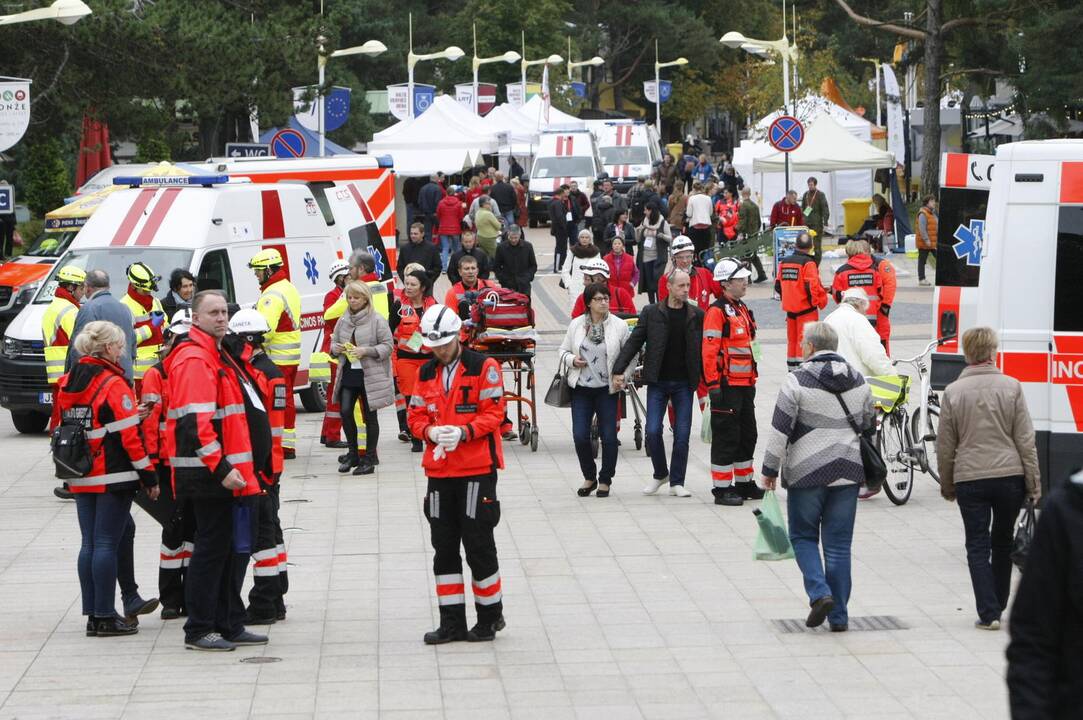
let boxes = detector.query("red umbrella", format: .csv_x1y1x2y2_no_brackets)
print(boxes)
76,112,112,189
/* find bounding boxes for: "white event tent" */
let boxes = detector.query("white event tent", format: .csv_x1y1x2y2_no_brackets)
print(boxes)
517,95,585,134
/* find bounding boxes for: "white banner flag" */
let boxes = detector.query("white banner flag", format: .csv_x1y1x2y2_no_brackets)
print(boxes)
541,65,551,126
0,79,31,153
387,85,409,120
455,84,474,111
507,83,524,108
881,64,905,166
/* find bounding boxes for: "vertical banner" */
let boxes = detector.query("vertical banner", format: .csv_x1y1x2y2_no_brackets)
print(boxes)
507,83,524,108
881,64,905,166
455,83,474,111
387,83,436,119
292,85,351,132
541,65,551,126
412,84,435,117
0,78,31,153
643,80,672,104
570,81,587,99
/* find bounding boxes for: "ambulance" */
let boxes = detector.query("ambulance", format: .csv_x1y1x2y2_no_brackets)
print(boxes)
931,142,1083,485
0,175,344,433
592,120,662,193
526,129,604,226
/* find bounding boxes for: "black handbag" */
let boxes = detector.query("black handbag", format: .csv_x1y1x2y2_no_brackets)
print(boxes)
1011,499,1036,570
834,391,887,493
544,356,573,408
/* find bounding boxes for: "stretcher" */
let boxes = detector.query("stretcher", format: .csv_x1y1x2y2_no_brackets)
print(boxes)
469,333,540,451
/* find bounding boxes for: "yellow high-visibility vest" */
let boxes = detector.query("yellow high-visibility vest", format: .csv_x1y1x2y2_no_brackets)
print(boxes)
41,296,79,385
867,374,909,412
120,292,166,381
258,277,302,367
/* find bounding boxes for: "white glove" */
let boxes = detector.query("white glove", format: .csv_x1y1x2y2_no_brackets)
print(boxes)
427,425,448,444
436,427,464,452
432,444,447,461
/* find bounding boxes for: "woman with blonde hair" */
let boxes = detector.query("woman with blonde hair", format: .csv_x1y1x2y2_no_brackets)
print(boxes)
331,281,394,475
55,320,158,637
938,326,1041,630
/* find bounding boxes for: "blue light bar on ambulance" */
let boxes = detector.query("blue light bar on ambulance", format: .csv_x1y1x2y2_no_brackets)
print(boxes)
112,175,231,188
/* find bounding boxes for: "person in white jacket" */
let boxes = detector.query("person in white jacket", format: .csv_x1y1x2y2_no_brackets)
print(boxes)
561,229,602,312
824,289,895,378
558,282,631,498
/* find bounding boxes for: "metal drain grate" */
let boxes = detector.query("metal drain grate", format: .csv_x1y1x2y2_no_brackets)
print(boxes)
240,656,282,664
771,615,908,634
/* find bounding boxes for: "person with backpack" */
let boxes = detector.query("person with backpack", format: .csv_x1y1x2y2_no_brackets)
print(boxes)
53,320,158,638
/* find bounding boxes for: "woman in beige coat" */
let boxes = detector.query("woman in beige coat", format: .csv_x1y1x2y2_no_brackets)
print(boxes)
937,326,1041,631
331,280,394,475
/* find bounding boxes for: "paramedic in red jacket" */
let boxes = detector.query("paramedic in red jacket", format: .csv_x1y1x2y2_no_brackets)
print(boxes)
164,290,265,652
776,232,828,370
657,235,721,309
570,259,636,318
409,304,507,646
319,260,350,448
55,320,157,637
831,239,897,353
391,269,437,452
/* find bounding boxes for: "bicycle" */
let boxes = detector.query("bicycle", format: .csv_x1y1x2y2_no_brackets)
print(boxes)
870,335,954,505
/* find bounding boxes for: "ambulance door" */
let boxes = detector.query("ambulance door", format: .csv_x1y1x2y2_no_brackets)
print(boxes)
194,248,236,303
1049,204,1083,483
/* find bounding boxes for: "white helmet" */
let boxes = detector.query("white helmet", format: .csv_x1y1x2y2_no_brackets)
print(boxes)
713,257,753,282
670,235,695,256
229,308,271,336
167,308,192,336
329,259,350,281
419,304,462,348
580,258,610,279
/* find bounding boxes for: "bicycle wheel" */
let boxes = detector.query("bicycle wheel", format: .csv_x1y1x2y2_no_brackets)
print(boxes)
910,404,941,483
880,410,914,505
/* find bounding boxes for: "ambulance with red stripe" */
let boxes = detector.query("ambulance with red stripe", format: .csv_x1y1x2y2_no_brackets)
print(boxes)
931,142,1083,484
527,129,604,226
592,120,662,194
0,175,344,433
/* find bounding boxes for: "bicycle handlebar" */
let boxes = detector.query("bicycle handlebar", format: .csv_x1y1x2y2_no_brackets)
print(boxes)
892,334,957,367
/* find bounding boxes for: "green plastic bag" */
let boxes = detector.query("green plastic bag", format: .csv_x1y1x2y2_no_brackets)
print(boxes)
700,403,712,443
753,491,795,561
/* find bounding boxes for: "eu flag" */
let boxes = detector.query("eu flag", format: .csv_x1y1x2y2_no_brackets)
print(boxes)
324,86,351,132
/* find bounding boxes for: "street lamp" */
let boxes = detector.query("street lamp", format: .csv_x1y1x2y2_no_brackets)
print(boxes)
407,14,464,119
317,38,386,157
472,24,519,116
566,37,604,81
653,39,687,136
0,0,92,26
720,31,797,112
520,31,562,104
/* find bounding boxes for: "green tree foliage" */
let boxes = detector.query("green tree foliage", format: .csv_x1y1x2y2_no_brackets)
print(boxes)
23,139,71,217
135,135,171,163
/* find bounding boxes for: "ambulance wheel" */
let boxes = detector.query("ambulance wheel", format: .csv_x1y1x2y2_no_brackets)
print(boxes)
299,383,327,413
11,410,48,434
530,428,539,451
519,422,531,445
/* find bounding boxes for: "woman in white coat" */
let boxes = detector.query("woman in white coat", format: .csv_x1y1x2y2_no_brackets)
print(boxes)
823,289,895,377
561,229,602,312
558,282,631,497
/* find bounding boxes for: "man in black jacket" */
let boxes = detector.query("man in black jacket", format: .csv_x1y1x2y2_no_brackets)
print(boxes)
1006,472,1083,718
548,185,572,274
612,269,704,497
398,222,442,284
447,229,492,284
493,225,537,296
417,174,445,244
489,173,518,227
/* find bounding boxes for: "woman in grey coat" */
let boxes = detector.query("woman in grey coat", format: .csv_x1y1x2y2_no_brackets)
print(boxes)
330,280,394,475
760,322,875,632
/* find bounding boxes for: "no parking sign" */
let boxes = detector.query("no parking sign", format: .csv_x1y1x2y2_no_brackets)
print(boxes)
271,128,307,158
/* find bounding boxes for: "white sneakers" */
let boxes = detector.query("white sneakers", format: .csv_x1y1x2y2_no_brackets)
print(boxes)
669,485,692,498
642,478,668,495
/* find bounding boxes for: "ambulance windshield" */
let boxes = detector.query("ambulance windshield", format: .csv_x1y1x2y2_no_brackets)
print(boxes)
599,146,651,165
24,230,77,258
34,248,194,304
531,156,595,180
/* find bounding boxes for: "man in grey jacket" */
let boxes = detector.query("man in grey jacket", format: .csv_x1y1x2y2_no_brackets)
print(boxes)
65,269,136,382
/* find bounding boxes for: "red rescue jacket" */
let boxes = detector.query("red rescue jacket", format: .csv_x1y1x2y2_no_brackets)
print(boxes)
775,252,828,316
392,293,437,361
703,295,758,389
140,363,168,466
570,283,637,318
832,253,886,324
657,265,720,309
320,285,343,354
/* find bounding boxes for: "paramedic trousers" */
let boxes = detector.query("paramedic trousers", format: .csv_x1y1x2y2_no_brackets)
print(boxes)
320,362,343,443
183,497,253,642
157,472,195,612
424,473,503,630
279,364,298,455
786,309,818,370
709,386,757,495
248,485,288,619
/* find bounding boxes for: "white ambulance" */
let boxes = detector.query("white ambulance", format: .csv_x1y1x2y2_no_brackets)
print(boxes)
526,129,604,226
0,175,342,433
931,142,1083,484
592,120,662,193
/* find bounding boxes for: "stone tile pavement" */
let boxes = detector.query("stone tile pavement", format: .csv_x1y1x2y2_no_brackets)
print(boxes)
0,240,1014,719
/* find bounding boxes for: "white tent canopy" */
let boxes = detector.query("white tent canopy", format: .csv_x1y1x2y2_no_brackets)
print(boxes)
368,95,498,176
517,95,585,133
753,114,895,173
756,95,875,142
480,103,538,147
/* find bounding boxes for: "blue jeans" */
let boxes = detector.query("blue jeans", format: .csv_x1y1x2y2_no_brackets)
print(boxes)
787,484,859,625
956,476,1025,624
117,513,140,609
645,381,693,485
502,210,516,228
439,235,461,273
570,385,619,484
75,491,135,617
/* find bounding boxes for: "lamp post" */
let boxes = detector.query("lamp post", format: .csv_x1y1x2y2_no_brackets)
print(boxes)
566,36,604,81
407,14,464,119
0,0,91,26
653,39,687,136
317,37,386,157
472,24,519,116
520,31,562,104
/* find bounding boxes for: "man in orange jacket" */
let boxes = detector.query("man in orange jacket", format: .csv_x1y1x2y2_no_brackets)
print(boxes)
164,290,265,652
831,239,896,353
409,304,507,646
776,232,828,370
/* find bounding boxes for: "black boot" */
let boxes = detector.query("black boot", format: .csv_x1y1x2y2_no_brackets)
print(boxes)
467,616,506,642
424,606,468,645
353,455,376,475
411,439,423,453
338,452,359,473
95,616,139,637
738,482,765,501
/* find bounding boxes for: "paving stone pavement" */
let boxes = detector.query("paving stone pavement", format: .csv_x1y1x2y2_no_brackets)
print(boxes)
0,238,1014,719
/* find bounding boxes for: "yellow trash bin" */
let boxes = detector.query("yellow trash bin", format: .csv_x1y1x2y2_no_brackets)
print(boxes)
666,143,683,164
841,198,872,236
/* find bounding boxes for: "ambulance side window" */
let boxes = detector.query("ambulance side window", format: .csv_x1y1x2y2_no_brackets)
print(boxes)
306,182,337,226
197,249,236,303
935,188,986,287
1054,206,1083,332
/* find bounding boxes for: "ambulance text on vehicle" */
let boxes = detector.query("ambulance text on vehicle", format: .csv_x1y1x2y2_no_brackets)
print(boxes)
527,129,604,226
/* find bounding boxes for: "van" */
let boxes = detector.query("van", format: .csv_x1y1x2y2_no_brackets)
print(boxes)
591,120,661,193
931,142,1083,485
0,175,343,433
526,129,604,226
